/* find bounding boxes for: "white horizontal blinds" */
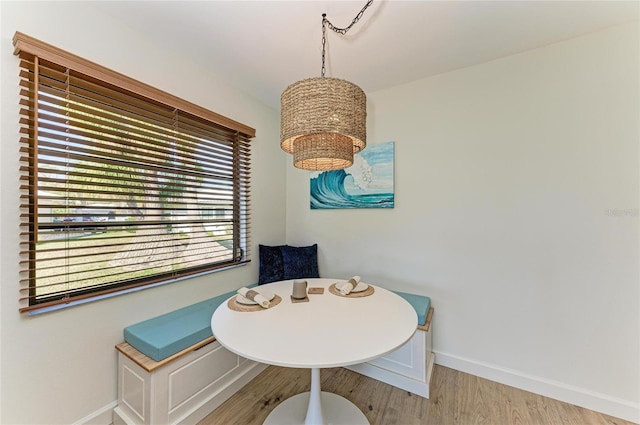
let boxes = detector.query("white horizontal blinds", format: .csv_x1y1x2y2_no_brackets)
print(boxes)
15,33,254,312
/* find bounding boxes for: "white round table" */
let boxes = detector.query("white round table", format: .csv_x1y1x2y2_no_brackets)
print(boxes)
211,278,417,425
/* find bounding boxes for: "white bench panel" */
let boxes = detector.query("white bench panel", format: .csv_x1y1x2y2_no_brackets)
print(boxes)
114,340,267,425
346,317,434,398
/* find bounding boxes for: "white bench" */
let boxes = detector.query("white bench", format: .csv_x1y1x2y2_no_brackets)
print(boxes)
113,288,433,424
347,307,434,398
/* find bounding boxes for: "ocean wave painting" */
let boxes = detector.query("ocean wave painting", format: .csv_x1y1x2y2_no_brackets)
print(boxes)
310,141,394,209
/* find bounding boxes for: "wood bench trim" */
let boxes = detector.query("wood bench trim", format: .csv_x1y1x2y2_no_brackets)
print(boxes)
416,307,434,332
116,336,217,372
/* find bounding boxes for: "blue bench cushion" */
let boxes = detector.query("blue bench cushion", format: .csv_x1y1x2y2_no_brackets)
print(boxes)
392,291,431,326
124,288,240,361
124,285,430,362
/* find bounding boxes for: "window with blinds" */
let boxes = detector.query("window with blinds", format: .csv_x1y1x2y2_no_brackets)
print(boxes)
13,32,255,313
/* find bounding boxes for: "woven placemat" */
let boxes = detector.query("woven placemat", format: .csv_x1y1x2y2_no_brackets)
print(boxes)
329,283,375,298
227,294,283,312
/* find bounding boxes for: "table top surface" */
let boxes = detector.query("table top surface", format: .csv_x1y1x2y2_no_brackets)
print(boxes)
211,278,417,368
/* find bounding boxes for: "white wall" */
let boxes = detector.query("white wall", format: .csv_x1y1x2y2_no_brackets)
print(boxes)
286,22,639,422
0,2,285,424
2,2,637,423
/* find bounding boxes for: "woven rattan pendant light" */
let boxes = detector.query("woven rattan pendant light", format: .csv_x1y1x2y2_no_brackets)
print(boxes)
280,1,373,171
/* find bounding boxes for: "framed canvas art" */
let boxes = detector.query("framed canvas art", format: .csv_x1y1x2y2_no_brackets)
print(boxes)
310,141,394,209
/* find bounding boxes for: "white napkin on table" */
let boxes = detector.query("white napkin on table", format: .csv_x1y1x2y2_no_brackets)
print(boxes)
237,287,270,308
336,276,361,295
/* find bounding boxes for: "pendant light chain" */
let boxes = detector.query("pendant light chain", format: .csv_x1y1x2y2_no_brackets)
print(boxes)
321,14,328,77
321,0,374,77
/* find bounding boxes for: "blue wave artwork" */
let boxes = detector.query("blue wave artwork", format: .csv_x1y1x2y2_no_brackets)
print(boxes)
310,141,395,209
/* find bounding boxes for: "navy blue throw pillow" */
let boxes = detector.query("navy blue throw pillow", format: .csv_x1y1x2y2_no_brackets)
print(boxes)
258,244,285,284
281,244,319,280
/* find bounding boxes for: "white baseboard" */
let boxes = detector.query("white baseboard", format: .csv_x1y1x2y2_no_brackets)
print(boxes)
434,350,640,424
76,352,639,425
73,401,118,425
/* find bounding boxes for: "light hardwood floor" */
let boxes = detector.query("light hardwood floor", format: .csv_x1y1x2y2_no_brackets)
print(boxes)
199,364,636,425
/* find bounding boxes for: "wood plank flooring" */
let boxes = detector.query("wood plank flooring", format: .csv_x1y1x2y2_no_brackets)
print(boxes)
199,365,637,425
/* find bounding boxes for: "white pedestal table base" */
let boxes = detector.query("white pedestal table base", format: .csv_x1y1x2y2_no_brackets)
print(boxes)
263,367,368,425
263,391,368,425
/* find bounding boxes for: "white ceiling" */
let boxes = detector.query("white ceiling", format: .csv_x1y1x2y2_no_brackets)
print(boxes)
94,1,639,110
